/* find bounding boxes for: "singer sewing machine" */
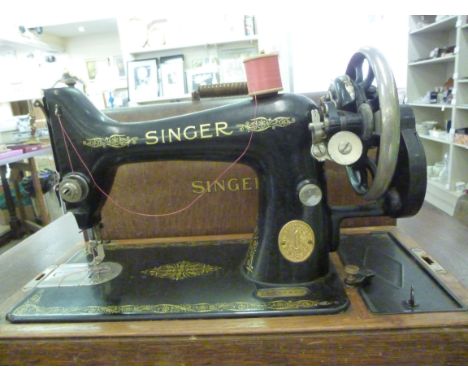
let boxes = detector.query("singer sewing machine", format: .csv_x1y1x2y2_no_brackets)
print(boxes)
6,47,466,324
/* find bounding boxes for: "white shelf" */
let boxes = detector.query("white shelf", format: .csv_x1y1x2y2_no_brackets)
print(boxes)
407,16,466,216
410,16,458,35
428,179,463,197
408,55,455,66
129,36,258,56
134,94,192,105
418,134,451,144
0,35,51,52
0,87,42,103
428,178,449,191
407,103,453,109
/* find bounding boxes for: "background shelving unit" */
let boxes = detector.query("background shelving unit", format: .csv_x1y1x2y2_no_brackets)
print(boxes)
117,15,260,105
125,36,259,103
407,15,468,215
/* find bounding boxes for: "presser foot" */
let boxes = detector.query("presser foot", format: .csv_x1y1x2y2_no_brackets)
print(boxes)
20,246,122,291
85,240,105,266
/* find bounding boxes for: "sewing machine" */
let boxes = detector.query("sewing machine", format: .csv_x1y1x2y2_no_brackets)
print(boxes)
6,47,466,323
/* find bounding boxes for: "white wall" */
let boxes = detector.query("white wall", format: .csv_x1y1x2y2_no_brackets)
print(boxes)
64,32,124,108
257,12,408,94
1,8,410,106
65,32,122,76
0,102,12,119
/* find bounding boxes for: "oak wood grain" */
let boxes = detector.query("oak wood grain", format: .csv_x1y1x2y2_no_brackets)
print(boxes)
0,217,466,365
398,202,468,289
2,329,467,365
0,228,466,340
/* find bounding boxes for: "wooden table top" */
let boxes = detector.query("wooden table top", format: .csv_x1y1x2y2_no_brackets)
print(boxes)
0,213,466,339
0,214,466,365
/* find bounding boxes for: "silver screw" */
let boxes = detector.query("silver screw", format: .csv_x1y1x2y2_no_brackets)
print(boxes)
338,141,352,155
312,144,327,157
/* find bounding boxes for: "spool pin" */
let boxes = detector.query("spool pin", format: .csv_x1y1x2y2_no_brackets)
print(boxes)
243,53,283,96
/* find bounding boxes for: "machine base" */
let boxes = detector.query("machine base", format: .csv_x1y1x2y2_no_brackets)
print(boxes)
338,232,466,314
7,240,349,323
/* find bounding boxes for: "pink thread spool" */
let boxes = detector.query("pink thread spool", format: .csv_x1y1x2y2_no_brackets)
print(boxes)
243,53,283,96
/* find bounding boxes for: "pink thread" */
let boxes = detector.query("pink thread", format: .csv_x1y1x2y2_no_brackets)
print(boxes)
59,113,74,173
244,54,283,96
57,96,257,218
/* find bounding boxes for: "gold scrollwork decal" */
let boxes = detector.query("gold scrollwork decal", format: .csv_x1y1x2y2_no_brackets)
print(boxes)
83,134,139,149
141,261,222,281
237,116,296,133
11,290,332,316
244,227,259,274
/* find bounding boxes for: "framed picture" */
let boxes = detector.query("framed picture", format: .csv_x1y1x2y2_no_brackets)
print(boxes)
186,67,219,93
127,59,160,102
86,60,98,81
113,55,126,78
218,47,258,83
87,56,126,82
160,55,186,97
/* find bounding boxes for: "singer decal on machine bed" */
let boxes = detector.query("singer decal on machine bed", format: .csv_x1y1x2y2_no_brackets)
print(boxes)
141,261,222,281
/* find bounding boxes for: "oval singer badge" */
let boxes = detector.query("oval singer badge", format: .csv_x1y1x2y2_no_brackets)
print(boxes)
278,220,315,263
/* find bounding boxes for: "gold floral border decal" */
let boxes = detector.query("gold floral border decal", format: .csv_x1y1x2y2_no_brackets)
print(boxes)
141,261,222,281
83,134,139,149
11,290,333,316
237,116,296,133
244,228,258,274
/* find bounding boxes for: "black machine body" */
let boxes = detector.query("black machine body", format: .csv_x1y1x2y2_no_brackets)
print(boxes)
39,47,427,318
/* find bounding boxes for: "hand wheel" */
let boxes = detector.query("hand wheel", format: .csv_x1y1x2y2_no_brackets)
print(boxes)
344,47,400,201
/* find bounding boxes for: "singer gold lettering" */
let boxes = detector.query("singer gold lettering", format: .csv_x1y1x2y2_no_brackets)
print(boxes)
83,117,295,149
143,121,232,146
191,177,259,194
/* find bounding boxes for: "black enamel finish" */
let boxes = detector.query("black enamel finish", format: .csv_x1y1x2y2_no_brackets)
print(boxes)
7,241,348,323
43,87,427,290
44,88,330,284
338,232,466,314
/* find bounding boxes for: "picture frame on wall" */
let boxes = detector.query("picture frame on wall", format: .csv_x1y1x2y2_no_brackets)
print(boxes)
160,55,186,98
218,46,258,83
186,67,219,93
113,55,126,79
127,59,160,102
86,60,98,81
87,56,127,82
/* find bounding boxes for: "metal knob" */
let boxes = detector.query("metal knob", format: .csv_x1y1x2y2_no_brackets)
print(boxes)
298,183,322,207
344,264,360,285
59,173,89,203
344,264,375,286
327,131,363,165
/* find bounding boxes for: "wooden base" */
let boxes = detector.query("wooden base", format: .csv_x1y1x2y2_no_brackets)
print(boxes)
0,216,467,365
